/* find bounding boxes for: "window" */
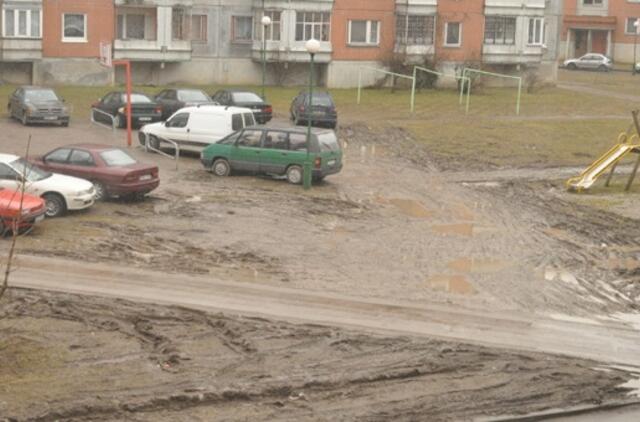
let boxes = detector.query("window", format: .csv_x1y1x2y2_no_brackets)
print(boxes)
232,16,253,42
583,0,603,5
349,20,379,45
0,164,17,180
528,18,544,45
444,22,461,47
172,8,188,41
45,149,71,164
264,131,288,150
232,114,243,131
237,130,263,147
484,16,516,45
63,13,86,42
191,14,207,42
626,18,640,35
69,150,95,167
396,14,434,45
117,13,145,40
243,113,256,126
295,12,330,41
258,11,281,41
289,133,308,151
100,149,137,167
219,132,241,145
3,8,41,38
167,113,189,128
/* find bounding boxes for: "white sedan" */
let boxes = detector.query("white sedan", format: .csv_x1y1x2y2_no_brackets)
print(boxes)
0,153,95,217
563,54,612,72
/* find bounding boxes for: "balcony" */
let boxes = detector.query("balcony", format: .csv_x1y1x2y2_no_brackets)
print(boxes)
0,39,42,61
482,44,544,64
113,4,191,62
251,40,332,63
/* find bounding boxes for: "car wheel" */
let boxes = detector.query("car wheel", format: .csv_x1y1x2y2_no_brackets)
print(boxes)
43,193,66,218
286,165,303,185
21,110,29,126
148,135,160,150
567,63,577,70
92,181,108,201
211,158,231,177
598,64,608,72
61,120,69,127
114,114,124,128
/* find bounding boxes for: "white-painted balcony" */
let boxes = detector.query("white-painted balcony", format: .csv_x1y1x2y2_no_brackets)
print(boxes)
1,39,42,61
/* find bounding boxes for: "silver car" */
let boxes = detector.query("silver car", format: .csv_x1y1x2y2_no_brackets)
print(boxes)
8,86,70,127
563,54,612,72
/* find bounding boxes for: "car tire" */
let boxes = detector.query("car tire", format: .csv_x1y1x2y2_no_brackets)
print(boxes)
92,181,108,201
148,134,160,150
212,158,231,177
61,120,69,127
114,113,124,128
599,65,608,72
21,110,29,126
567,63,577,70
43,193,66,218
286,165,304,185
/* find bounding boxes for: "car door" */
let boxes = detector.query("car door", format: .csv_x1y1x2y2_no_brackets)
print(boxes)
65,149,96,180
260,130,291,175
229,129,264,172
40,148,72,173
163,112,191,144
0,163,21,192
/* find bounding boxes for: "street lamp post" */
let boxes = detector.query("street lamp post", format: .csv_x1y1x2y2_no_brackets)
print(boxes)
634,19,640,75
304,38,320,190
261,15,272,99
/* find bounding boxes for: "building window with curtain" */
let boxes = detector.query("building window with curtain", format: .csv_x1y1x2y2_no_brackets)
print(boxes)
2,7,41,38
484,16,516,45
191,14,207,42
295,12,330,41
232,16,253,42
396,14,434,45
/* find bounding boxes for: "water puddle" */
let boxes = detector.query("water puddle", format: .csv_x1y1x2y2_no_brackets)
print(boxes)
432,223,474,237
447,257,509,273
427,275,475,295
376,197,432,218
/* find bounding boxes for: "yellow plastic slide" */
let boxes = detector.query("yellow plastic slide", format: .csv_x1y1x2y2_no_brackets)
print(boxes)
566,133,640,191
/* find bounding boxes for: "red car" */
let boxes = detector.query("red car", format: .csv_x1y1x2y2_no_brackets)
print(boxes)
0,188,46,235
31,144,159,201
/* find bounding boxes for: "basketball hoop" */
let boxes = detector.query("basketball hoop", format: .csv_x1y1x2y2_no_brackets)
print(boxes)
99,42,112,68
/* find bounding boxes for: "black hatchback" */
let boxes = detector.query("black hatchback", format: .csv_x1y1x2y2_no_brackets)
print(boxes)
92,92,162,129
290,91,337,129
211,89,272,124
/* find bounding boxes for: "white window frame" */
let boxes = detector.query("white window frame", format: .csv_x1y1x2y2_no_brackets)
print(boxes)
232,15,253,43
260,10,281,42
191,14,207,43
62,13,87,43
528,17,544,46
348,20,380,46
444,22,461,47
582,0,603,6
625,17,640,35
295,12,331,42
117,13,146,40
2,7,42,38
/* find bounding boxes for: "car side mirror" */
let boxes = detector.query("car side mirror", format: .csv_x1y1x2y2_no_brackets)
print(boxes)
164,121,170,127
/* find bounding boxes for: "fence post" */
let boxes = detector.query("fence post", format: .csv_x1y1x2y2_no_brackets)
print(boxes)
516,77,522,116
410,67,417,113
357,67,362,105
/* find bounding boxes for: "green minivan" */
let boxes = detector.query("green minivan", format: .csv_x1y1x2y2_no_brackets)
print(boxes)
200,126,343,184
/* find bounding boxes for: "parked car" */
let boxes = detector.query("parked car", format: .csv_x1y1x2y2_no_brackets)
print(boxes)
31,144,159,201
0,189,46,235
0,154,94,218
139,105,257,152
92,91,162,128
155,88,216,120
563,54,612,72
290,91,337,129
211,89,272,124
8,86,70,127
200,125,342,184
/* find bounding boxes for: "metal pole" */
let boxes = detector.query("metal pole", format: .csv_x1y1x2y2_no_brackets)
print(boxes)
459,74,464,105
516,77,522,115
125,61,132,147
303,53,314,190
357,67,361,105
410,67,416,113
635,28,638,76
262,23,266,100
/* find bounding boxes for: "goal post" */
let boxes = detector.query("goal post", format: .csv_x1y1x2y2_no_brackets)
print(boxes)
357,66,416,112
412,66,471,114
461,68,523,115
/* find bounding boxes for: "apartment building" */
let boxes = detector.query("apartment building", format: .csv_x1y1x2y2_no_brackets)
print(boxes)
561,0,640,63
0,0,42,83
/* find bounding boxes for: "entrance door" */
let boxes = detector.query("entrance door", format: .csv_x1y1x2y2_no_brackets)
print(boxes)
591,30,607,55
574,29,588,58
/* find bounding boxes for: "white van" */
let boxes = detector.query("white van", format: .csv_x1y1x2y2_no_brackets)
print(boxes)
138,105,257,151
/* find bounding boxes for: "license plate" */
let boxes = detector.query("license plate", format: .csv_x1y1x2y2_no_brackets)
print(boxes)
35,214,45,223
328,159,336,166
139,117,152,121
44,116,58,120
139,174,152,181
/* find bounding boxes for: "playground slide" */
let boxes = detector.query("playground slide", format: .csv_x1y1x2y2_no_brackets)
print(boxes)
567,144,637,191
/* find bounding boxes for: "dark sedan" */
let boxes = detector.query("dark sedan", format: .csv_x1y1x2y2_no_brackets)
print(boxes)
155,88,215,120
8,86,70,127
31,144,159,201
92,92,162,129
211,89,272,124
290,91,337,129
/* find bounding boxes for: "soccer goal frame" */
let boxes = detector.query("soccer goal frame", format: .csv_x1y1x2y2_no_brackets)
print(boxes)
357,66,416,112
461,68,523,115
412,66,471,113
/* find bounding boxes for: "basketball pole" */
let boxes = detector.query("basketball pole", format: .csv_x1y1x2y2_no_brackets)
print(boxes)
101,42,132,147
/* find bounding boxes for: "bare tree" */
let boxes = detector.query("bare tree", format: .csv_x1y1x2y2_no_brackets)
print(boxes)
0,135,31,302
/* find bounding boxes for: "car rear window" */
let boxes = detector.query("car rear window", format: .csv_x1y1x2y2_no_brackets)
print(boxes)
232,114,243,131
99,149,138,166
317,133,340,152
308,95,333,107
178,90,210,102
121,94,153,103
243,113,256,127
232,92,263,103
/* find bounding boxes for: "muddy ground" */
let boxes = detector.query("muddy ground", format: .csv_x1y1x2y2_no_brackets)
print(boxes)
0,288,636,421
1,115,640,419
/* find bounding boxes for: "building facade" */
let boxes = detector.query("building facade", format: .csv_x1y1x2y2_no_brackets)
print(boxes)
0,0,565,87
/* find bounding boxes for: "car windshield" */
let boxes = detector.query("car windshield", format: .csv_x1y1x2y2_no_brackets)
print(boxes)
99,149,138,166
308,95,333,107
25,89,59,102
10,158,51,182
317,133,340,152
232,92,263,103
121,94,153,103
178,90,210,102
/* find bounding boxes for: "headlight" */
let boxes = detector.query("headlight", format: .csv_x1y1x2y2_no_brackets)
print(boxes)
118,107,124,114
77,187,94,196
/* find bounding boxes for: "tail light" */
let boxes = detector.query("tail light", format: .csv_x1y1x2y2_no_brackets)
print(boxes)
154,106,162,114
123,173,137,182
314,157,322,169
151,168,158,178
265,106,273,113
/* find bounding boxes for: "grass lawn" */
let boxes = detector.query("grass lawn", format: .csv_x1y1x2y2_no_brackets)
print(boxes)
2,78,633,169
